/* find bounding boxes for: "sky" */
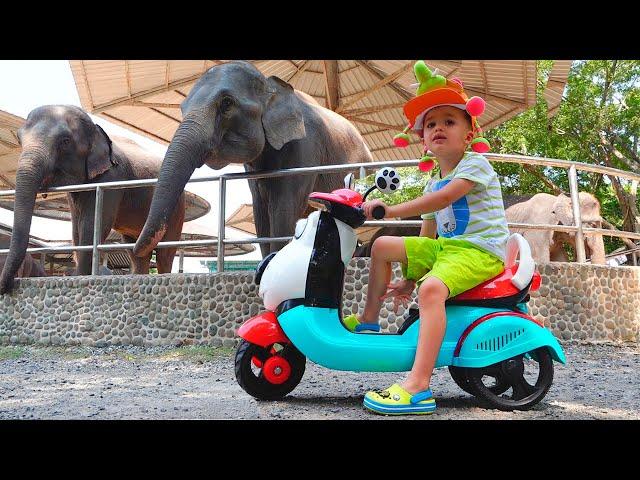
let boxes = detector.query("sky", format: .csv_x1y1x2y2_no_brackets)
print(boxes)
0,60,262,272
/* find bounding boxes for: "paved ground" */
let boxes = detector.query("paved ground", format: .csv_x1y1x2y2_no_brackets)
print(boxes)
0,341,638,420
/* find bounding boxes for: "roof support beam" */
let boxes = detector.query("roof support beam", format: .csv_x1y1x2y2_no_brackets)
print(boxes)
0,171,15,188
336,62,413,113
287,60,311,83
323,60,339,111
91,73,204,114
100,113,170,144
0,138,17,148
354,61,414,102
130,101,182,108
344,116,405,131
341,102,406,116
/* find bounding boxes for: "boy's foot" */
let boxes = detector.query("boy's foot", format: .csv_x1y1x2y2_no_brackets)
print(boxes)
343,314,381,333
363,383,436,415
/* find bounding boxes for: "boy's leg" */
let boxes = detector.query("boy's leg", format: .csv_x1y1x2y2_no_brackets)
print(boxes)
402,276,449,394
359,236,408,325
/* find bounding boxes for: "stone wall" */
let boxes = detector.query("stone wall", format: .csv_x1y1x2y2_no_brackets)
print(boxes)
0,261,638,347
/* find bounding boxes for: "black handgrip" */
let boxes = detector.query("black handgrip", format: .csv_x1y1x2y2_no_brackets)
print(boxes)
372,205,386,219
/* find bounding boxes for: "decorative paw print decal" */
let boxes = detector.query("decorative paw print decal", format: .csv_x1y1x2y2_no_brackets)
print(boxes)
375,168,402,194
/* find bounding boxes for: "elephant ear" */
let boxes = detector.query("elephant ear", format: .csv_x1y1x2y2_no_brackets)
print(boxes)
552,193,574,226
262,76,306,150
87,124,117,180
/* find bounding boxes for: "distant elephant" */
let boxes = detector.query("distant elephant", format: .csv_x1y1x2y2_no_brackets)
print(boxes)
0,105,185,294
0,237,47,278
505,192,606,264
0,253,46,279
133,61,372,259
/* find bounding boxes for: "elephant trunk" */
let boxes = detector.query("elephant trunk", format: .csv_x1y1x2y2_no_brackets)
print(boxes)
0,150,47,294
134,114,210,257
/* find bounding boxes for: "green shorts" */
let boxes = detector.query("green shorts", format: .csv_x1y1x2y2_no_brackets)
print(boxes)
402,237,504,298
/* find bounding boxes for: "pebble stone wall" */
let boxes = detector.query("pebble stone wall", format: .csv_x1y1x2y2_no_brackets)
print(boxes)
0,261,638,347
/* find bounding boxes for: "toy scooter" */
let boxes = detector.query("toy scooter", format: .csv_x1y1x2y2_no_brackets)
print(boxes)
235,168,566,410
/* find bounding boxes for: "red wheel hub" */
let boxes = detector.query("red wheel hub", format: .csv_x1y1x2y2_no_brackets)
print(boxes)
262,356,291,385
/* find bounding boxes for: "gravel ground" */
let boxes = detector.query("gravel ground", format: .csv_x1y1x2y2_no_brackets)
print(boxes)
0,341,638,420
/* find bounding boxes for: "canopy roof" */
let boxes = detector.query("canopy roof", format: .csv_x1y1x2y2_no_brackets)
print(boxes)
0,110,210,222
70,60,571,161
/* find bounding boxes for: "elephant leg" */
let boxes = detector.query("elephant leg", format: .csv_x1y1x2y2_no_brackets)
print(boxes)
156,193,185,274
267,177,315,254
71,191,119,275
248,179,272,257
124,234,151,273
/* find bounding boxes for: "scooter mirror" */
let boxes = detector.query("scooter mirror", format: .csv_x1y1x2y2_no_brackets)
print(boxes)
344,172,355,190
374,167,402,194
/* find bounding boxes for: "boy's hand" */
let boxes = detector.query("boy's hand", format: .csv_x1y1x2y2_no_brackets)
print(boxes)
380,279,416,313
362,199,388,219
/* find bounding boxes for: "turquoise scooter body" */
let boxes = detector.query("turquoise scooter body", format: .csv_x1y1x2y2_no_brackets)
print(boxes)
278,304,565,372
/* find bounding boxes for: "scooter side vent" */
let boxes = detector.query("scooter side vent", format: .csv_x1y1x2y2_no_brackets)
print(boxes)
476,329,525,352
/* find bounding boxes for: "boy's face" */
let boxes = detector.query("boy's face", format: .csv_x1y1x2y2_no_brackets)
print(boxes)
422,106,474,157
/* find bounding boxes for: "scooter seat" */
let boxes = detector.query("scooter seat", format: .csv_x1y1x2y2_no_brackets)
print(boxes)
446,265,541,308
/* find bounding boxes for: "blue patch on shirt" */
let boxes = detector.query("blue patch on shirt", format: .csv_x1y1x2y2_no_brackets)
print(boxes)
432,179,470,237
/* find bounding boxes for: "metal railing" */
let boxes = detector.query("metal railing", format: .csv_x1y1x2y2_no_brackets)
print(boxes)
1,153,639,273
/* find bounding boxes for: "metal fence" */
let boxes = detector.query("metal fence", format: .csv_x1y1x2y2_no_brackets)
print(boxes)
1,153,639,273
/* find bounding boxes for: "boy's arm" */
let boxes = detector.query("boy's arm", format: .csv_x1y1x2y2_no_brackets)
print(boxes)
420,218,437,239
387,178,475,218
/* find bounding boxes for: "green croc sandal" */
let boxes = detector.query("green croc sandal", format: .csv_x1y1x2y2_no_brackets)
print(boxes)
363,383,436,415
342,314,380,333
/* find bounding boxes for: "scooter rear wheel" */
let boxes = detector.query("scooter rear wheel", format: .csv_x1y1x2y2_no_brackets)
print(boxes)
235,339,306,400
448,366,510,396
461,347,554,411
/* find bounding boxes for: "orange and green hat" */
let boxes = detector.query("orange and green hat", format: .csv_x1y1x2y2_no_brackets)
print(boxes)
393,61,491,172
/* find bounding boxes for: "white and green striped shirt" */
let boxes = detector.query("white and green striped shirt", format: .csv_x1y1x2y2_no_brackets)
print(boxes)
421,152,509,261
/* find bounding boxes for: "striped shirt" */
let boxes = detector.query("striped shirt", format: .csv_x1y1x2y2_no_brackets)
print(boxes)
421,152,509,261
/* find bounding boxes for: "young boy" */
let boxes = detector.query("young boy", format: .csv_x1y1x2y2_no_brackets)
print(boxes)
344,68,510,415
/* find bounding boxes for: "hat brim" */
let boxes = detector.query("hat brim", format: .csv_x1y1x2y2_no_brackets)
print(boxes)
404,88,469,130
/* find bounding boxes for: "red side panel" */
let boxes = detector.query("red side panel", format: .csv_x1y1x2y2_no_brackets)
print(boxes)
452,265,542,301
236,311,290,348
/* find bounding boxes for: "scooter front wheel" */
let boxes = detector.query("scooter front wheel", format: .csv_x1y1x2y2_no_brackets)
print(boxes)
461,347,554,411
235,339,306,400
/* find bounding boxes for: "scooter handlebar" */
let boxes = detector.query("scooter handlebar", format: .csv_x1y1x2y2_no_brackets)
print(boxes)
371,205,386,220
356,205,386,220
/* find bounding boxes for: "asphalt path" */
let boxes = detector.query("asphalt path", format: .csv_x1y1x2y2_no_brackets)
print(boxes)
0,342,638,420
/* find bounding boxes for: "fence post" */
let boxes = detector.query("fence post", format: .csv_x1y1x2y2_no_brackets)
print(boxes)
568,165,586,263
91,186,104,275
217,177,226,273
179,250,184,273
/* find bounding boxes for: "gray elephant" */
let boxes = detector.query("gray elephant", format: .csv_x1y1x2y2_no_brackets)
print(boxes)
505,192,606,264
0,105,185,294
133,61,372,259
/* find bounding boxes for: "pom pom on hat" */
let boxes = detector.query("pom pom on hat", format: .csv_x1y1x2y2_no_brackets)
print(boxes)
466,96,486,117
471,137,491,153
393,125,413,148
418,150,436,172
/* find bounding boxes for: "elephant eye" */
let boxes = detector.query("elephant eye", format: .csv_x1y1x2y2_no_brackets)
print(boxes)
220,97,234,114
